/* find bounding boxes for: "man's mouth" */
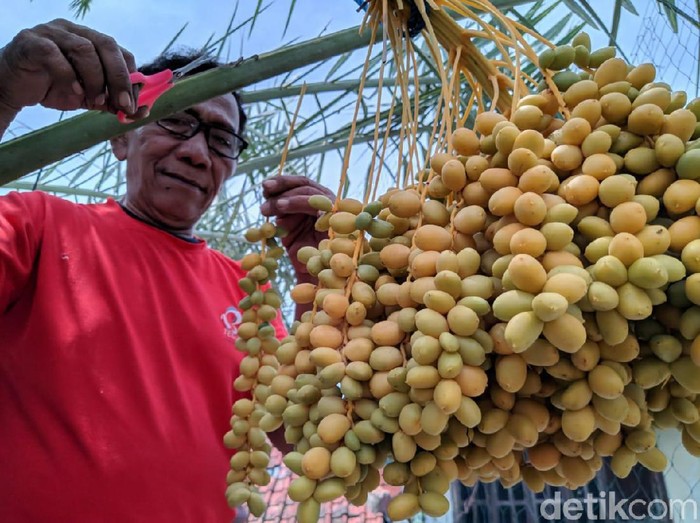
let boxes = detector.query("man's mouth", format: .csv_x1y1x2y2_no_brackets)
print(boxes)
161,171,206,192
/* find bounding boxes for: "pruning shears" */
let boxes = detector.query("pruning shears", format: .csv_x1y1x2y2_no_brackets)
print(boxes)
117,54,212,123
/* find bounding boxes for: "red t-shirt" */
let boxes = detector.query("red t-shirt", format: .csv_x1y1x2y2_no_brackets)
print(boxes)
0,192,286,523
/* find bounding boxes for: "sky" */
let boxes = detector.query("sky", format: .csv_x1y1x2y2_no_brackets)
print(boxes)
0,1,358,61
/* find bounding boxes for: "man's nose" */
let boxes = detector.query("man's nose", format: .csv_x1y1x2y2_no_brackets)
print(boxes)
175,130,212,168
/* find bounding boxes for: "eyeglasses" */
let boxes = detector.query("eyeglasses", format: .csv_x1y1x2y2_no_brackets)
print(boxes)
156,113,248,160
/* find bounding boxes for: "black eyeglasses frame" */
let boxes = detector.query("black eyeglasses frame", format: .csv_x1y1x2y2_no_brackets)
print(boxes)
155,114,249,161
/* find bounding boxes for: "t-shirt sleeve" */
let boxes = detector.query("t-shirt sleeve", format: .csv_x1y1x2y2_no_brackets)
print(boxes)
0,191,46,313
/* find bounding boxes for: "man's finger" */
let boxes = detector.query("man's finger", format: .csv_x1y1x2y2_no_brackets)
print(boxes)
50,30,106,109
32,39,86,110
94,37,136,114
261,194,323,218
260,200,274,217
29,38,79,88
67,22,136,114
262,175,333,199
261,186,330,216
260,198,293,217
262,176,311,198
268,186,325,199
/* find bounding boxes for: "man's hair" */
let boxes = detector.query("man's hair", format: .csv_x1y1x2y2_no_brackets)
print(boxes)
138,49,248,134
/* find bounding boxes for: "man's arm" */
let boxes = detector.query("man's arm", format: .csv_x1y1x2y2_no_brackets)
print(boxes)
0,103,19,141
0,19,138,142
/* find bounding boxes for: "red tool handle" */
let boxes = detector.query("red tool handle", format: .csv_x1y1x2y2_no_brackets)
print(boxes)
117,69,174,123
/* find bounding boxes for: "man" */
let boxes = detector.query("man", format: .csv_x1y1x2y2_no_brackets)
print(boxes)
0,18,331,523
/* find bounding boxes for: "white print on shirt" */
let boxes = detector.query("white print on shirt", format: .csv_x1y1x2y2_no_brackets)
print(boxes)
221,306,243,340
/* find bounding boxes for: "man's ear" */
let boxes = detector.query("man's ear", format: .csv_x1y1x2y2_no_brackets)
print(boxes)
110,134,129,161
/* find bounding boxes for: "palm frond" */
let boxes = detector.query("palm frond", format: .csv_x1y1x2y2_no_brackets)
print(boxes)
283,0,299,37
610,0,623,46
68,0,92,18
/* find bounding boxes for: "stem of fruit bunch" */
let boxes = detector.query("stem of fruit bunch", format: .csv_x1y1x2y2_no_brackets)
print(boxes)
402,11,428,186
444,46,463,153
415,1,452,105
395,11,411,187
335,16,380,204
366,1,391,195
460,77,478,126
370,88,398,202
405,39,419,183
272,83,311,321
276,84,308,178
382,2,418,190
490,75,501,113
420,94,446,191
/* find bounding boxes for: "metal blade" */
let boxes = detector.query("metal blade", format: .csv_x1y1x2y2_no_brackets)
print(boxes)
172,54,213,79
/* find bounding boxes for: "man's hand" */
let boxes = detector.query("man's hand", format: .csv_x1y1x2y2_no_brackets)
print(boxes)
260,175,334,281
0,19,138,116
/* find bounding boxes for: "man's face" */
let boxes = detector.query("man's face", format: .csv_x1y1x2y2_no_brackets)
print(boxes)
115,94,241,231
